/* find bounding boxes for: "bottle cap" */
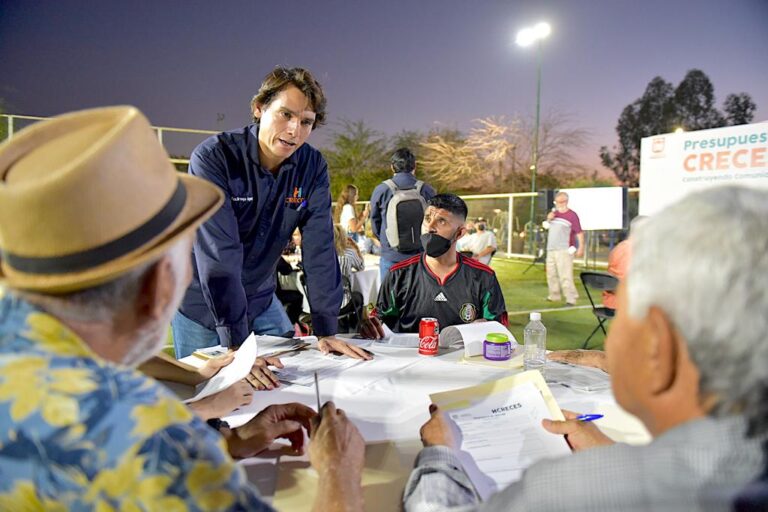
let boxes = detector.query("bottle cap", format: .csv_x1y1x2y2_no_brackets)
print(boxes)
485,333,509,344
529,312,541,321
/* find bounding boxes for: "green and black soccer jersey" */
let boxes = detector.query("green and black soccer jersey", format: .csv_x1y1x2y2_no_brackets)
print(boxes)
375,254,508,333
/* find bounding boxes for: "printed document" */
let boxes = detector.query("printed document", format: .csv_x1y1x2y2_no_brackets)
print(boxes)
273,349,364,386
430,371,570,499
373,322,420,347
187,333,258,402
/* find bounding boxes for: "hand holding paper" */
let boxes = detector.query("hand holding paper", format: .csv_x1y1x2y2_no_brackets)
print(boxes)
188,333,258,402
420,404,459,449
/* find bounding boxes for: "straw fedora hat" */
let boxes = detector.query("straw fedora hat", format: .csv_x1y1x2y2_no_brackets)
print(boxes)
0,106,223,293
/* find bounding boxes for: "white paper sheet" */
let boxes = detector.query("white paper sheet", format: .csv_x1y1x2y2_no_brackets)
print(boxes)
373,323,420,347
545,361,611,392
186,333,258,403
272,349,364,386
444,381,571,498
254,335,316,357
439,321,518,356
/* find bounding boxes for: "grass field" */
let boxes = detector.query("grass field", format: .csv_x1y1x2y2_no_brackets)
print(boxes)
490,257,607,351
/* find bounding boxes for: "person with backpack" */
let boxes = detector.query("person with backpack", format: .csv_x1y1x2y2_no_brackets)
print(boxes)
369,148,436,280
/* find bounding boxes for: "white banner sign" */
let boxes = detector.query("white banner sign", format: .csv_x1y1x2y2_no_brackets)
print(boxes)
558,187,624,231
639,122,768,216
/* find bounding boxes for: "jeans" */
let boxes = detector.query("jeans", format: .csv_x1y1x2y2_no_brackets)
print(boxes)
379,257,395,282
171,293,294,358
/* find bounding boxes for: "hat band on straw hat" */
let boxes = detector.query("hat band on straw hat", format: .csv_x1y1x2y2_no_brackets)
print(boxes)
1,180,186,275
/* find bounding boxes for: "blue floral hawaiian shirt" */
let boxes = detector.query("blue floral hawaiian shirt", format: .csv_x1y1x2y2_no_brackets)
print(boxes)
0,289,272,511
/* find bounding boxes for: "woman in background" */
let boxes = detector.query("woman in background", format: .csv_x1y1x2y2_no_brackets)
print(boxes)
336,184,368,242
333,223,364,279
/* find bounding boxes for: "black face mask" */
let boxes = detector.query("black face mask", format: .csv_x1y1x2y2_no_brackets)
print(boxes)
420,232,453,258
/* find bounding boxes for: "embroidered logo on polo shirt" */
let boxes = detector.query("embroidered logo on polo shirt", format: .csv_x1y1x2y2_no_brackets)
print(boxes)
434,292,448,302
285,186,305,204
459,303,477,323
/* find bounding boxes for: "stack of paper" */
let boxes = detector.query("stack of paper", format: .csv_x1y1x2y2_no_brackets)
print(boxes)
373,322,420,348
430,371,570,499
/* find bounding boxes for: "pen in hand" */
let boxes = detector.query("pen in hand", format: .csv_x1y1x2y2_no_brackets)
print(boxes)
314,371,322,416
574,414,603,422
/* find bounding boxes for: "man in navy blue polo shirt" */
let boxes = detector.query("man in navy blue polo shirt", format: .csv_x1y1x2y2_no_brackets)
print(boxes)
172,67,371,361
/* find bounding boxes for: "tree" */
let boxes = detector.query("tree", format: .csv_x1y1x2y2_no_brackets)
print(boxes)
465,116,521,186
389,130,425,159
520,111,590,180
673,69,724,130
419,113,589,193
723,93,756,126
601,70,758,186
322,119,390,199
419,131,482,192
600,76,676,187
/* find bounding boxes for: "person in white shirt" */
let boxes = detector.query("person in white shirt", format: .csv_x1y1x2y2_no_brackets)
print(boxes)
337,184,369,242
468,219,497,265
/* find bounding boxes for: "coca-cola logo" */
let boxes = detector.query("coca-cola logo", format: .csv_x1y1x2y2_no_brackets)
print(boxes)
420,336,438,350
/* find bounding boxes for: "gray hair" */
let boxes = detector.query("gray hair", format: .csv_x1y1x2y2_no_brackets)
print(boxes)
18,239,190,324
627,185,768,436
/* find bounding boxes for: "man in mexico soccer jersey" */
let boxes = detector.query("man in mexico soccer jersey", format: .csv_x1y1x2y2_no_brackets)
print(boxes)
360,194,508,338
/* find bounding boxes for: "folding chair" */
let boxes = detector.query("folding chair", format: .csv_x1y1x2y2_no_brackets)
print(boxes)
579,271,619,349
337,275,363,333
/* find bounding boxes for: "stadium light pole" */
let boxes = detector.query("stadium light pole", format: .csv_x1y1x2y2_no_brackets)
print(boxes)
517,21,551,255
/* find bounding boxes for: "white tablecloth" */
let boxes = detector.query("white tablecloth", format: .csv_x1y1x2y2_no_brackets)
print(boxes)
181,344,649,507
350,267,380,306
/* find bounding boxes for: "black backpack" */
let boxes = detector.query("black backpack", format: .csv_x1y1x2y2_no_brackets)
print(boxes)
383,179,427,252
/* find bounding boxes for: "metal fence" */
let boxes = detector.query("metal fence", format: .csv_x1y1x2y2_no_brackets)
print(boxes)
2,114,638,266
1,114,214,172
457,191,639,266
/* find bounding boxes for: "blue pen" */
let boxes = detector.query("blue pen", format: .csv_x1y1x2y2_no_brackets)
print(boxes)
297,200,307,211
575,414,603,422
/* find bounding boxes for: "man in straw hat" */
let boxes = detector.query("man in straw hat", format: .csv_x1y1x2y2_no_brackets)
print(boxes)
173,66,372,361
0,106,366,510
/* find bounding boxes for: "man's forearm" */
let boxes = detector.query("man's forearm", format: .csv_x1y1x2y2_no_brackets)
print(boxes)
477,246,495,258
403,446,481,512
313,469,364,512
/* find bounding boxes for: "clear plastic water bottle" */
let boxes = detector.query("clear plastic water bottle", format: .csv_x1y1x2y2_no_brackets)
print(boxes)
524,312,547,374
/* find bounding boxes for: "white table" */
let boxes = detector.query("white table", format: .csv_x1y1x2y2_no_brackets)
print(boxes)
350,267,380,306
183,344,649,509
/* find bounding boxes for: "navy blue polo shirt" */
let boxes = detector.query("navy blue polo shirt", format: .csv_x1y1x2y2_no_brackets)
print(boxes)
179,123,342,347
369,172,436,263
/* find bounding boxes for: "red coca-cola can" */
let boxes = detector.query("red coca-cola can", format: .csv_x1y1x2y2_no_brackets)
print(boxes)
419,317,440,356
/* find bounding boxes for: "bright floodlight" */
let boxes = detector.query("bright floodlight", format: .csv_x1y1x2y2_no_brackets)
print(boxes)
534,22,551,39
516,28,535,47
674,127,685,133
516,21,551,47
